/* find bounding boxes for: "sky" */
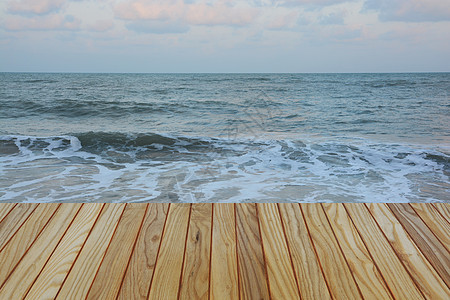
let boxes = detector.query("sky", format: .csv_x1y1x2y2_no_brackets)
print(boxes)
0,0,449,73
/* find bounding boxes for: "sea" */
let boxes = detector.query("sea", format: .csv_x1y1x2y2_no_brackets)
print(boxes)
0,73,449,202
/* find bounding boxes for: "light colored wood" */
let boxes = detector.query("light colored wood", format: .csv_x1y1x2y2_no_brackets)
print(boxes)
0,203,37,250
278,203,331,300
25,204,103,300
322,203,392,299
0,203,82,299
301,204,361,299
0,203,16,224
236,203,270,300
0,203,60,285
367,203,449,299
0,203,447,299
344,204,424,299
210,204,239,300
148,204,191,300
87,203,147,300
118,203,169,300
410,203,450,251
433,203,450,221
179,203,212,300
56,204,126,300
258,203,300,299
387,203,450,288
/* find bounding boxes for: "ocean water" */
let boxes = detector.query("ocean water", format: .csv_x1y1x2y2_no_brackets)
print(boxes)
0,73,449,202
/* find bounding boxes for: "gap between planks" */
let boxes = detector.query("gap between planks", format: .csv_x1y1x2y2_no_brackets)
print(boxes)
0,203,448,300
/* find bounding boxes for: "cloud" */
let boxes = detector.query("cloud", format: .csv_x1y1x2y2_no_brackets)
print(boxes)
3,14,81,31
114,0,260,32
266,11,299,29
275,0,356,8
88,20,114,32
7,0,66,15
126,20,189,34
363,0,450,22
185,3,258,26
319,11,346,24
114,0,183,21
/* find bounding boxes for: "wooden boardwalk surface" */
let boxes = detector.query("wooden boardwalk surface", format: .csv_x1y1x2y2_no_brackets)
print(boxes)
0,203,448,299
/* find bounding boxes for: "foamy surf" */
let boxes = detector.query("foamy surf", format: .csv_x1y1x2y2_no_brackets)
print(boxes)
0,133,448,202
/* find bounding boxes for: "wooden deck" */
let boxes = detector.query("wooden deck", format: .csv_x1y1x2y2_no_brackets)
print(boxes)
0,203,448,299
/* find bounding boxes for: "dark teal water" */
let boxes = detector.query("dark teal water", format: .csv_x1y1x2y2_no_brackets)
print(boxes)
0,73,449,202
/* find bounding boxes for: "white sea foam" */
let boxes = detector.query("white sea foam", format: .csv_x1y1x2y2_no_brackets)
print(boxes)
1,134,448,202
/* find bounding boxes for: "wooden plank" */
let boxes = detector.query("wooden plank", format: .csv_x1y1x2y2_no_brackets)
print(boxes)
179,203,212,300
367,203,449,298
278,203,331,300
344,204,424,299
148,204,191,300
301,203,361,299
0,202,446,299
258,203,300,299
0,203,38,250
433,203,450,221
0,204,60,286
118,203,169,300
210,204,239,300
0,203,82,299
322,203,392,299
56,204,126,300
0,203,16,224
25,204,103,300
236,203,270,300
86,204,147,300
387,203,450,288
410,203,450,251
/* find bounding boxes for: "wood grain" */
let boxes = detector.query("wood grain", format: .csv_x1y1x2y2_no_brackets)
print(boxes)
0,203,16,224
387,203,450,288
278,203,331,300
0,203,82,300
210,204,239,300
368,203,449,299
258,203,300,299
56,203,126,300
301,203,361,299
432,203,450,221
236,203,270,300
344,204,424,299
118,203,169,300
25,204,103,300
0,203,37,250
179,203,212,300
0,203,60,286
87,203,147,300
0,203,446,299
410,203,450,251
147,204,191,300
322,203,392,299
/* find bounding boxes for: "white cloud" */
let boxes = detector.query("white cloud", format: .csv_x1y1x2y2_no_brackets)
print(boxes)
114,0,260,32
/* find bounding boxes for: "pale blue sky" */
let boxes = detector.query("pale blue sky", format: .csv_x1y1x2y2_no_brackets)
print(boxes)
1,0,449,72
